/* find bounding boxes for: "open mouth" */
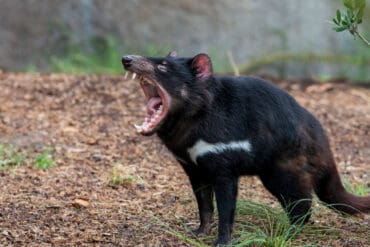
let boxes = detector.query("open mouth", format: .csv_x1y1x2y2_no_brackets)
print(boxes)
124,71,171,135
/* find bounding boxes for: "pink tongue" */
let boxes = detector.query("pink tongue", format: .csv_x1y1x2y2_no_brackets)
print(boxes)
147,97,162,115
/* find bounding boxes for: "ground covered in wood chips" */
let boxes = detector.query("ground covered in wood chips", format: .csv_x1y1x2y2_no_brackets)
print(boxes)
0,72,369,247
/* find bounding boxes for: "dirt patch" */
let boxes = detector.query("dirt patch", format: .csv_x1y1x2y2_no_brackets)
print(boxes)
0,73,369,246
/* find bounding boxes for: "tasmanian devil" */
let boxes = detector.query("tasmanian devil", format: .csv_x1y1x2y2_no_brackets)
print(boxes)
121,52,370,245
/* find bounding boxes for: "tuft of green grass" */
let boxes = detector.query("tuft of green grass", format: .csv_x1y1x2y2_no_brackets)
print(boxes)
33,147,55,170
0,144,56,171
343,179,370,196
155,199,349,246
0,144,27,170
109,163,137,186
233,200,305,247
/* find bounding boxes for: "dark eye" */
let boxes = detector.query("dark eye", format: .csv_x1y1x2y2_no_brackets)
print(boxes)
157,64,167,72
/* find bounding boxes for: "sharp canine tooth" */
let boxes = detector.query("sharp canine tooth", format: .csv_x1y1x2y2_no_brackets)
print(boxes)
132,73,137,80
124,72,128,79
134,124,142,131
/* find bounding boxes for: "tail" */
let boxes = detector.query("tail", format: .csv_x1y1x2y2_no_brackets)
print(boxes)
314,165,370,214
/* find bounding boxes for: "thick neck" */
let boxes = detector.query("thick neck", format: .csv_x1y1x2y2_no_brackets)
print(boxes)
157,110,201,149
157,76,220,147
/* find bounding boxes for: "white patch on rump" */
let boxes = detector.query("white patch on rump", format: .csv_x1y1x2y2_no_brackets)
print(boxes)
187,139,252,164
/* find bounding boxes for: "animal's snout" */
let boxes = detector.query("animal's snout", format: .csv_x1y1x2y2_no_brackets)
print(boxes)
122,56,134,68
121,55,155,74
122,55,145,68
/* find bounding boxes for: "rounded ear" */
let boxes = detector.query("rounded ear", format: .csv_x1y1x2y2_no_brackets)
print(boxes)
167,51,178,57
191,53,213,80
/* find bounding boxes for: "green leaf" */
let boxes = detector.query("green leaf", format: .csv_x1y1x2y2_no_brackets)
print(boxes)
347,9,353,19
345,11,352,24
333,26,348,32
336,10,341,23
355,0,366,9
357,8,364,21
343,0,354,10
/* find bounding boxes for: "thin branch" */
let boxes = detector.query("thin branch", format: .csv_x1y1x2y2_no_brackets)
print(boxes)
355,30,370,46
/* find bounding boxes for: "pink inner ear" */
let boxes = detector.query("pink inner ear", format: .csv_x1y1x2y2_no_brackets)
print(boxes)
192,54,212,79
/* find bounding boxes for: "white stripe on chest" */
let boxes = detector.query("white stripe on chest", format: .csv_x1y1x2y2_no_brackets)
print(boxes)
187,139,252,164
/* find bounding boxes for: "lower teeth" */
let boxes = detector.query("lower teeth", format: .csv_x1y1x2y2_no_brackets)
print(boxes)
134,105,163,133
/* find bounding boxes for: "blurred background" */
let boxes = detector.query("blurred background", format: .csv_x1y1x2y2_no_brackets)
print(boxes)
0,0,369,81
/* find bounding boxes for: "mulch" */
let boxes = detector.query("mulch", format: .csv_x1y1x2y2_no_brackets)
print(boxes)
0,72,369,246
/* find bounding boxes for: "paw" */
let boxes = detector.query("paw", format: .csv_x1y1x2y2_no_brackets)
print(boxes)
212,239,230,247
192,223,211,236
212,235,231,246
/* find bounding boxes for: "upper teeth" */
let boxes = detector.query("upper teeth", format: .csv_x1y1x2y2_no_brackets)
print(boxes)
124,71,155,86
123,71,138,80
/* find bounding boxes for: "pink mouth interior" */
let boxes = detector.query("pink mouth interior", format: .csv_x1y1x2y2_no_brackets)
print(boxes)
132,75,170,135
147,97,162,116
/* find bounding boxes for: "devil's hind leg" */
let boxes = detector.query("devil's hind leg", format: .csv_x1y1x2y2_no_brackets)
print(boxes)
259,163,313,225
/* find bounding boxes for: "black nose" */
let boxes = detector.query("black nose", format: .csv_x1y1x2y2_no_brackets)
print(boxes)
122,56,133,67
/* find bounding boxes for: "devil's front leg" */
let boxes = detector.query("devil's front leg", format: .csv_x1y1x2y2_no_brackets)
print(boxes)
213,175,238,245
181,163,214,235
192,182,214,235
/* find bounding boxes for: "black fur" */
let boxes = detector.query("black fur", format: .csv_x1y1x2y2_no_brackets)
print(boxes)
122,53,370,245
